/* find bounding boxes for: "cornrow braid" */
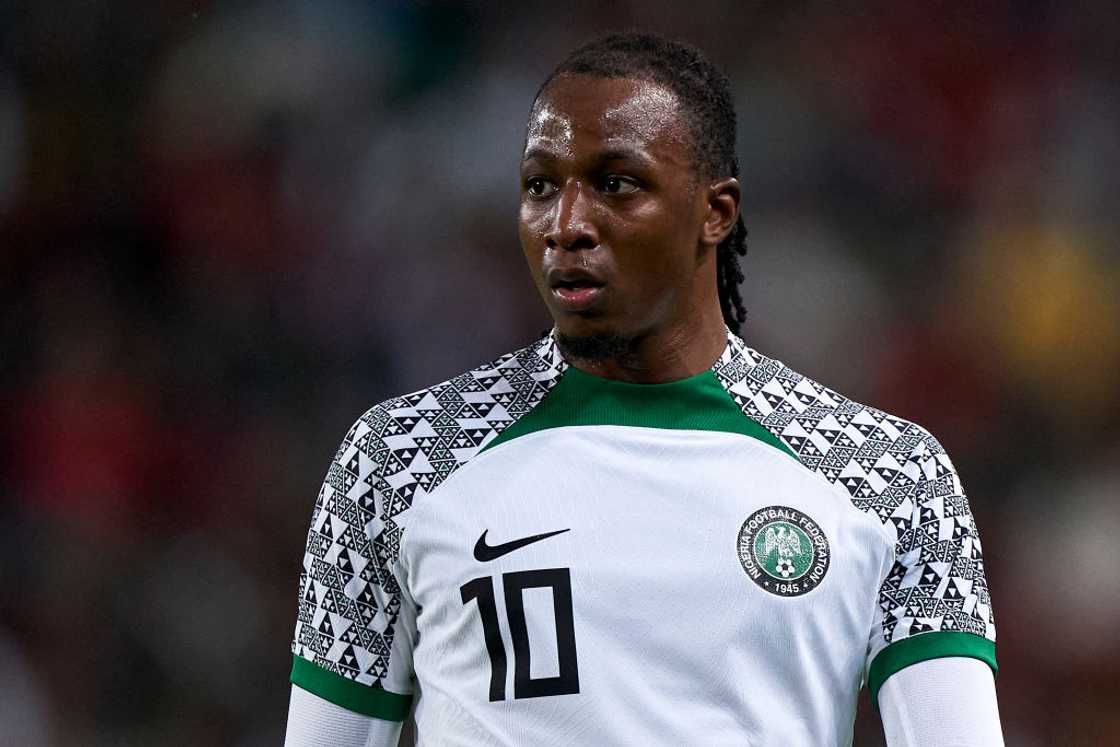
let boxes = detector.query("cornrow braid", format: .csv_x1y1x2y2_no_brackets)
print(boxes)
537,31,749,336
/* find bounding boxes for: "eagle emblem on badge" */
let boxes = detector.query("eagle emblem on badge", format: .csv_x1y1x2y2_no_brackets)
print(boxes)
737,506,830,597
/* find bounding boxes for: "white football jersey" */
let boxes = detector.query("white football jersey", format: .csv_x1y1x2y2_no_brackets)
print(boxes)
290,331,996,745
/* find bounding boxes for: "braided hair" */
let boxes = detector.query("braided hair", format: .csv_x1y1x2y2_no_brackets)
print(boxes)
534,31,749,335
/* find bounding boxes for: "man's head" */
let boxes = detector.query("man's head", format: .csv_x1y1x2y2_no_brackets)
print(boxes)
518,32,747,362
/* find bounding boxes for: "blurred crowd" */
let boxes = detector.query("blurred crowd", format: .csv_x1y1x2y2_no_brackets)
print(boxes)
1,1,1117,745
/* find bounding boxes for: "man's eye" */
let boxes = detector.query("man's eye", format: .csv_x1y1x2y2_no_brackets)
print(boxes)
526,177,557,197
603,176,638,194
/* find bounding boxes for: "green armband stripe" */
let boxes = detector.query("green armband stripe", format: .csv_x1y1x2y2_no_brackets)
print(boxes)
869,631,997,709
290,655,413,721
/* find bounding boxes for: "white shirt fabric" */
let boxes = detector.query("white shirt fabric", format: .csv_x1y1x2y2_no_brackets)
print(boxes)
879,657,1004,746
286,685,401,747
286,332,999,745
285,656,1003,746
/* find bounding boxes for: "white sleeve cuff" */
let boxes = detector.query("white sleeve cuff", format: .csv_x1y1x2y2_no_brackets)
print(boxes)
879,656,1003,747
284,685,403,747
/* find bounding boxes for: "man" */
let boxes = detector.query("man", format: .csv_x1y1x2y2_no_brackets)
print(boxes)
285,32,1002,746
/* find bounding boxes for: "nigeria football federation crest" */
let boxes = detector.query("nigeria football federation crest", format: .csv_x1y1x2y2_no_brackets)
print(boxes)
737,506,830,597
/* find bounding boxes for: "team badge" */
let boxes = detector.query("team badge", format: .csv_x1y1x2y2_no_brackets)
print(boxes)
737,506,830,597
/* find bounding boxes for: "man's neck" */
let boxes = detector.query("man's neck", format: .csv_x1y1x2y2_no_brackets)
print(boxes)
555,313,729,384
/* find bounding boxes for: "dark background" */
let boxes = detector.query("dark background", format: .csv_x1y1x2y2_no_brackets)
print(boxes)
1,1,1118,744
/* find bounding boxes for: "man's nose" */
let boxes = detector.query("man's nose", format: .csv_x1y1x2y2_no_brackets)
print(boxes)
545,180,598,251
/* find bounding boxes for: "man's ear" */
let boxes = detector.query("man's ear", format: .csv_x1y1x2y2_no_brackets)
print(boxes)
702,177,741,247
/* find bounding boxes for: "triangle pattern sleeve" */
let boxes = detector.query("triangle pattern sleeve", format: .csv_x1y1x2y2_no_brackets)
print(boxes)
711,331,996,696
289,335,566,718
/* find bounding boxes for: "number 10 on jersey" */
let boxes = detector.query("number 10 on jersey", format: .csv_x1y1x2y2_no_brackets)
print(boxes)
459,568,580,702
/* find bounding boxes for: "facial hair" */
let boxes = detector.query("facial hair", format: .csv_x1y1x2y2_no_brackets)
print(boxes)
554,331,639,364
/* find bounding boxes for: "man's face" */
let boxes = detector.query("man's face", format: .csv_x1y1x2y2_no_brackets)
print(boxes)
518,75,711,345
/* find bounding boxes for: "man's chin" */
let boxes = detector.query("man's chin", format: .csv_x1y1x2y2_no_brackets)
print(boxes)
553,329,638,363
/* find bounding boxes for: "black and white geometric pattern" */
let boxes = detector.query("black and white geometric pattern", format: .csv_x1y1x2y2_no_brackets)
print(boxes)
292,335,567,690
713,333,995,646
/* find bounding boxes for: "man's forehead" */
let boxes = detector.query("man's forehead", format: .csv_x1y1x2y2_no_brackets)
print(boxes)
525,76,687,155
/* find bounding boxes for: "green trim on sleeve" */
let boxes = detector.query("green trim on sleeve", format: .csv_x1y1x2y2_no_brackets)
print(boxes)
483,367,798,461
868,632,997,709
290,655,413,721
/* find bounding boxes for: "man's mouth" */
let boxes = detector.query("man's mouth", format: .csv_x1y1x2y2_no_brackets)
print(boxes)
547,269,607,311
546,267,609,311
553,283,604,305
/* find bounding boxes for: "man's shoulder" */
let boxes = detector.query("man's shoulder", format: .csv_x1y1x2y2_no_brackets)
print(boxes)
357,334,566,438
331,335,567,515
715,336,955,510
717,337,994,646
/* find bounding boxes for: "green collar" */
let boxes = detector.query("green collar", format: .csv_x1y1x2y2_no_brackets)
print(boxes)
483,365,796,460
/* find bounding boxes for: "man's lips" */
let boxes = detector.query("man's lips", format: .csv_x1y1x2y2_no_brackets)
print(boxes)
552,285,604,308
546,268,607,311
547,266,606,289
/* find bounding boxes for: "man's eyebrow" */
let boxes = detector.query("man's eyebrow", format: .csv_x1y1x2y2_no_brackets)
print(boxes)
521,146,652,164
521,146,556,163
596,147,652,165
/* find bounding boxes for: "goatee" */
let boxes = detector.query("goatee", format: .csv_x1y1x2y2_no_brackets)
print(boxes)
554,331,639,364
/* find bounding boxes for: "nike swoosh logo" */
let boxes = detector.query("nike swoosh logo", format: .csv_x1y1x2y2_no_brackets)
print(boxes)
473,528,571,562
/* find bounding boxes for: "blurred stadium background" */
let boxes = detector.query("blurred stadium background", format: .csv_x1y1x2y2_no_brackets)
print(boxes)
1,1,1118,744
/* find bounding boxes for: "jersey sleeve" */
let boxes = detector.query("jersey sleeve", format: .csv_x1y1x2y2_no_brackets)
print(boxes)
865,430,997,707
285,685,404,746
879,657,1004,746
290,410,417,722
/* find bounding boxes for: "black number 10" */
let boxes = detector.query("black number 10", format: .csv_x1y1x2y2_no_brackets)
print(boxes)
459,568,580,702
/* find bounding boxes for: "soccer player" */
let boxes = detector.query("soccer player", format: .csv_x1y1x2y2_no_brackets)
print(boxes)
285,32,1002,746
